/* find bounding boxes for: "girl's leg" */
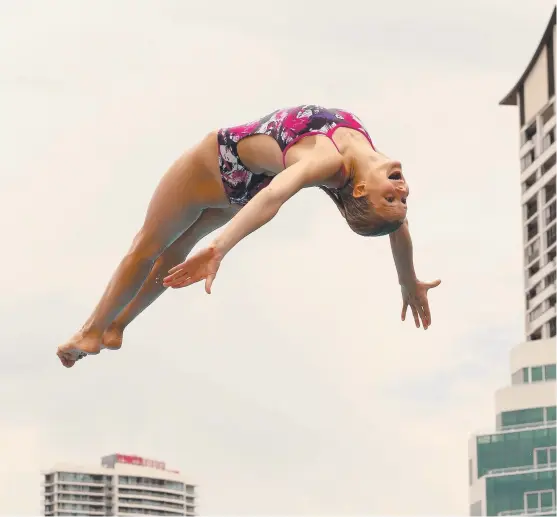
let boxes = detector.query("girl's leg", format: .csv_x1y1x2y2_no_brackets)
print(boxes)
103,207,235,348
57,141,227,367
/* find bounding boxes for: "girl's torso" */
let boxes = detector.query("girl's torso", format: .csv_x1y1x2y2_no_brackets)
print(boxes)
215,104,374,206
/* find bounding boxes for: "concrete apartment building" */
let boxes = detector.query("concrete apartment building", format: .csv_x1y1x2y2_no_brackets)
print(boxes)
41,454,197,516
468,8,556,517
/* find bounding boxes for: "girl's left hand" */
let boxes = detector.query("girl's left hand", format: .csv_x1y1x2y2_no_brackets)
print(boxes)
400,279,441,330
163,244,222,294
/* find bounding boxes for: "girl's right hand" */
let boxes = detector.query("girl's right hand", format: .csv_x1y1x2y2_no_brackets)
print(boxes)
163,244,222,294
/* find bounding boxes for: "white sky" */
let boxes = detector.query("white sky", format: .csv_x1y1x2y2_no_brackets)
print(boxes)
0,0,555,514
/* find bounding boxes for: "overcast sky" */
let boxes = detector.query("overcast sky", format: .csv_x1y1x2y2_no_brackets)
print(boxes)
0,0,555,514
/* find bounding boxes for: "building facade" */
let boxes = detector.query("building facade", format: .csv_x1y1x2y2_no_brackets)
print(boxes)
468,8,557,516
500,8,556,341
468,339,556,516
41,454,197,516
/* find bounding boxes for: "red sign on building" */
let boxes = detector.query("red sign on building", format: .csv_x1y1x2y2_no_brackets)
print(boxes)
115,454,166,470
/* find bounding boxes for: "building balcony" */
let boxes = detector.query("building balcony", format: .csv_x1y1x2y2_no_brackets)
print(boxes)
487,462,557,477
521,163,556,205
117,501,185,514
527,283,556,313
521,137,536,156
500,419,557,432
498,505,557,516
528,305,556,332
526,257,556,288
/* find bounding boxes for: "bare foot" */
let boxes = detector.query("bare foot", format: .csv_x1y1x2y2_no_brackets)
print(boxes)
102,324,124,350
57,331,102,368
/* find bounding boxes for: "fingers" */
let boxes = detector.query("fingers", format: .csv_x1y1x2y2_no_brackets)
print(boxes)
426,279,442,289
410,305,420,328
205,274,215,295
166,262,187,276
401,300,408,321
416,303,429,330
163,267,194,287
422,298,432,328
168,275,202,289
163,268,188,286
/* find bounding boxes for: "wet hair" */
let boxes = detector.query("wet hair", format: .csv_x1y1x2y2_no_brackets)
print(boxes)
319,183,405,237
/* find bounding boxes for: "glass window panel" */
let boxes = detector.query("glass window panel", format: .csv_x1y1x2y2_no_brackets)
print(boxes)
547,406,557,422
501,408,544,428
486,472,557,515
531,366,544,382
477,428,557,477
544,364,557,380
540,491,554,508
536,448,550,465
550,448,557,464
526,492,539,510
523,367,530,382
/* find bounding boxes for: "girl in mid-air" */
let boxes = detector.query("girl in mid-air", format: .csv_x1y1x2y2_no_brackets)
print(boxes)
57,105,441,367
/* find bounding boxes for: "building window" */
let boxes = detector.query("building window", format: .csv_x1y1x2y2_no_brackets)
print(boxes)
527,219,539,241
549,317,556,338
501,407,544,428
524,121,538,143
58,472,106,483
526,197,538,219
546,178,556,202
543,128,556,151
528,261,540,277
525,489,556,512
522,149,536,171
528,327,543,340
546,225,556,248
527,284,538,308
542,103,555,125
546,271,556,287
524,171,538,192
526,239,540,264
546,202,557,225
529,304,544,322
544,364,557,381
547,405,557,422
542,131,556,153
531,366,544,382
477,427,557,479
547,247,556,264
542,152,556,174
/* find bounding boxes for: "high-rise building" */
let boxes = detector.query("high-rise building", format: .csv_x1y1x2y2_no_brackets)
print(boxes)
500,7,556,341
467,8,557,517
468,339,556,516
41,454,197,516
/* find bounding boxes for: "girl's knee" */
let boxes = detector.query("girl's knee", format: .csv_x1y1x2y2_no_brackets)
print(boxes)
129,229,168,262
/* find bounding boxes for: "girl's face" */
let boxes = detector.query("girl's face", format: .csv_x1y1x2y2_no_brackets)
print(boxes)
353,158,409,222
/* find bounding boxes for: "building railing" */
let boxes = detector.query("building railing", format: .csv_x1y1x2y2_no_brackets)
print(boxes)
488,462,557,476
477,420,557,436
501,420,557,432
498,505,557,516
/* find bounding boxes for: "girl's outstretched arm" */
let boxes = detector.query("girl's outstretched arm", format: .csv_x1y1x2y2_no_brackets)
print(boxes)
214,154,341,257
389,220,441,329
389,219,417,285
163,151,342,292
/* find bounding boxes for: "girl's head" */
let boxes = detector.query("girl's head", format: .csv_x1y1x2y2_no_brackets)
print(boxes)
320,148,409,237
